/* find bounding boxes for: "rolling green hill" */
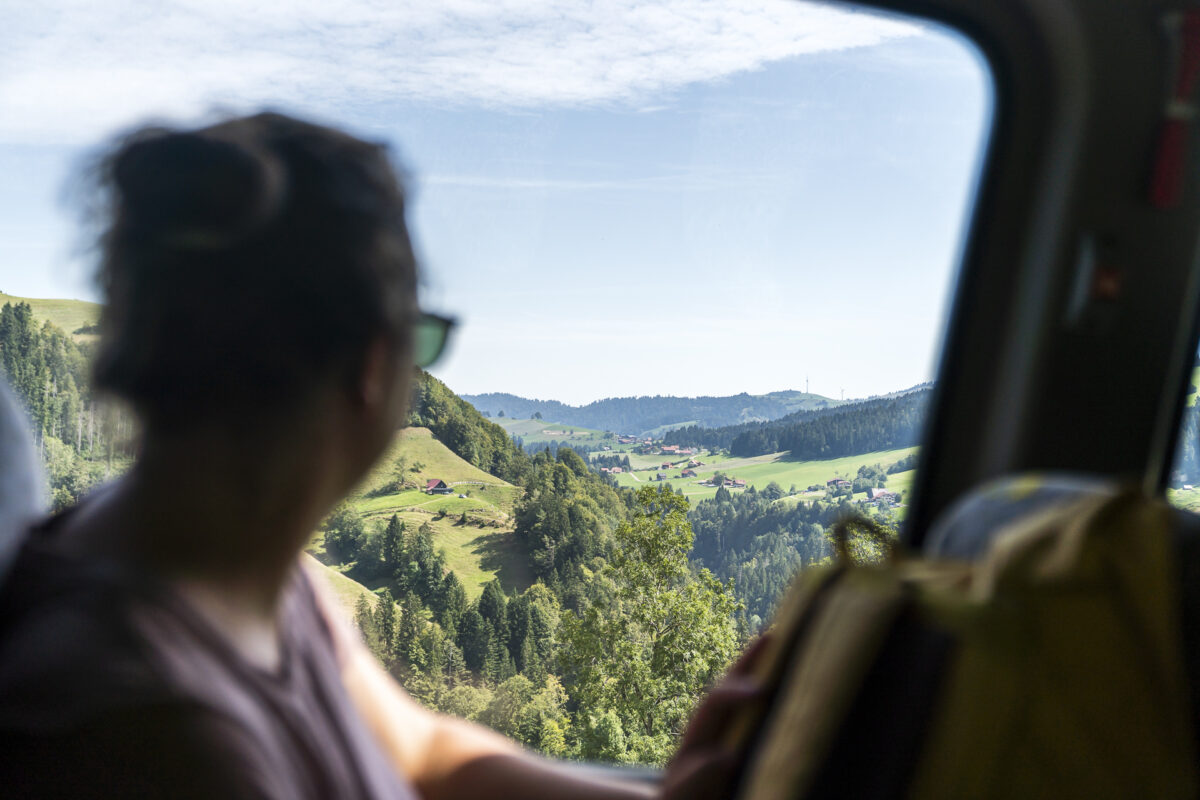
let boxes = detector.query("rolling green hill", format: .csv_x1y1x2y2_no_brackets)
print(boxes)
494,417,612,448
305,554,378,614
0,292,101,340
464,390,842,437
612,446,919,504
336,427,530,599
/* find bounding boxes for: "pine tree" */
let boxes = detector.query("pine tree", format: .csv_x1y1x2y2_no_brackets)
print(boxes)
434,571,468,635
478,580,508,641
396,591,427,669
353,594,381,659
457,609,489,674
374,588,398,667
382,514,405,573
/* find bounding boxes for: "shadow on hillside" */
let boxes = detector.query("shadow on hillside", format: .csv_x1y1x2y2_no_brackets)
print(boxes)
470,531,533,595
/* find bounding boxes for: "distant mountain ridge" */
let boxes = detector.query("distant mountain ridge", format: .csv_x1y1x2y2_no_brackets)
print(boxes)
461,390,842,437
663,387,932,458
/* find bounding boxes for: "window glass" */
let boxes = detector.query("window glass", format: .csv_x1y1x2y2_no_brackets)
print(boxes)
1,0,990,766
1169,360,1200,511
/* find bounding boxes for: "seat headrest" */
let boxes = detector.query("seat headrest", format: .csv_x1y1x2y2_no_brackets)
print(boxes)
0,381,47,582
924,472,1114,560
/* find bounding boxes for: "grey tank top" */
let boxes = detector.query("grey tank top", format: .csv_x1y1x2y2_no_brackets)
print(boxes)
0,522,419,800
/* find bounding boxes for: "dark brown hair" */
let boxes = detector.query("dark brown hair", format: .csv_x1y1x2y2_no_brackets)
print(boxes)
91,112,418,429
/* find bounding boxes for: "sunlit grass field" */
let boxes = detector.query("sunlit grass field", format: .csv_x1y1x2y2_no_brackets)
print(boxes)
0,292,101,340
611,446,919,503
329,426,527,599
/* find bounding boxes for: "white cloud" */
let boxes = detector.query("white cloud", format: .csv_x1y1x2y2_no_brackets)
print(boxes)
1,0,919,144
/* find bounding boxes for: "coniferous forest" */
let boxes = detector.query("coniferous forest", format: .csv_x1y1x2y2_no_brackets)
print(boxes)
663,389,929,458
0,302,132,509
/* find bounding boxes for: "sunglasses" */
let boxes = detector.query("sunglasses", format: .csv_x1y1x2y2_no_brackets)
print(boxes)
414,311,457,368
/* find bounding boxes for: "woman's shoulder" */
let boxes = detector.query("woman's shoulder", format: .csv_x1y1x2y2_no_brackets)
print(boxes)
0,534,182,731
0,537,279,797
0,691,275,798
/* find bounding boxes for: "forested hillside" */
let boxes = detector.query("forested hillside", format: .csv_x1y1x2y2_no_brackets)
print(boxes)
462,390,839,435
409,370,534,486
0,301,130,509
689,487,850,625
664,388,930,458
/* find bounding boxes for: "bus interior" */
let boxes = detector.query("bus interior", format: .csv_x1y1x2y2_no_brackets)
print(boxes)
5,0,1200,794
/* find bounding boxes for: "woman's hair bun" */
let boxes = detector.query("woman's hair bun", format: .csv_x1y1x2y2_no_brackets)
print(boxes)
113,130,286,250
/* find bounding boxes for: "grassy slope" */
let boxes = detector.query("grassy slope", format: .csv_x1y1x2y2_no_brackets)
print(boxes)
612,446,919,503
0,292,101,340
495,417,611,447
1169,487,1200,514
304,554,378,618
344,427,529,599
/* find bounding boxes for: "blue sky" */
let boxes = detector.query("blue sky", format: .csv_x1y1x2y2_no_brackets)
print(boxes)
0,1,990,405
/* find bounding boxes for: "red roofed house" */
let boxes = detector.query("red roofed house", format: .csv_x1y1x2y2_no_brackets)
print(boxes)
426,479,453,494
681,469,697,478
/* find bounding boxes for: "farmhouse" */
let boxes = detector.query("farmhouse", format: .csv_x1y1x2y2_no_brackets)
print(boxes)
611,467,623,474
866,487,897,503
681,469,697,478
827,478,852,490
661,445,680,454
731,479,747,488
656,472,667,481
425,479,453,495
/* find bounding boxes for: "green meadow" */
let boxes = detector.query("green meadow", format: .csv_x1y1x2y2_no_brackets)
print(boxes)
328,426,528,600
495,417,612,447
0,291,101,340
612,446,919,504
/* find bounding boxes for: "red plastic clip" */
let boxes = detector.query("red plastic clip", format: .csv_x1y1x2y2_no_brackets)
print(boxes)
1150,11,1200,209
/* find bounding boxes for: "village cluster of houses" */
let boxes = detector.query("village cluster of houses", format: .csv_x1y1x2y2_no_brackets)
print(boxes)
635,443,698,456
695,477,747,488
825,478,899,507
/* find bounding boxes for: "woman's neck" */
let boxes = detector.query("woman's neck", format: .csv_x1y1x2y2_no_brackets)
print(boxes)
55,420,351,674
62,417,348,617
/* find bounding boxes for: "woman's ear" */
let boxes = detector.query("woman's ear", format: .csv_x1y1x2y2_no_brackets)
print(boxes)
357,335,393,412
354,334,410,426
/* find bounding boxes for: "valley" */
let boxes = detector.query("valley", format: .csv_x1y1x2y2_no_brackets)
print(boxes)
0,292,984,763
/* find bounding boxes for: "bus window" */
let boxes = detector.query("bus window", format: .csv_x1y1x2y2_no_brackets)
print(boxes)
1169,356,1200,510
1,0,991,766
